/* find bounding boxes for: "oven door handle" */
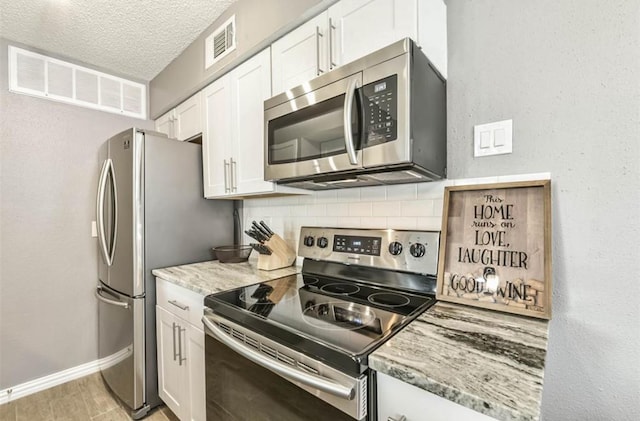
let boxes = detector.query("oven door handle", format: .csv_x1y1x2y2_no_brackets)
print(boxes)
202,315,356,401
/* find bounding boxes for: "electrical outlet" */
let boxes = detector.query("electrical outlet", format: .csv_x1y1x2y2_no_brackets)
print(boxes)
474,119,513,157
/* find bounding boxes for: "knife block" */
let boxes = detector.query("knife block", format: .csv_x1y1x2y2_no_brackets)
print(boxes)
258,234,297,271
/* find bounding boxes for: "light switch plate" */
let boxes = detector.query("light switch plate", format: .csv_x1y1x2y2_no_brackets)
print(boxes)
474,119,513,157
91,221,97,238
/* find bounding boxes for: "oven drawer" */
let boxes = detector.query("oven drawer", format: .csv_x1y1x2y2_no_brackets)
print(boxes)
156,277,204,327
202,310,367,420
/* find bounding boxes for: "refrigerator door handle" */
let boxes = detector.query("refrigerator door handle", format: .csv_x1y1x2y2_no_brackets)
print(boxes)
95,286,129,309
96,159,118,266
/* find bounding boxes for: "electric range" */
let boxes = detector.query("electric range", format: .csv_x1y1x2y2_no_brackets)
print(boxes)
202,227,440,421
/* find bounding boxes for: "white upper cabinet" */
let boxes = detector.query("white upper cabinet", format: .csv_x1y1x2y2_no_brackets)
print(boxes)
328,0,418,67
202,47,304,199
174,92,203,141
154,92,203,141
231,50,274,194
155,109,174,138
202,73,233,198
271,12,329,96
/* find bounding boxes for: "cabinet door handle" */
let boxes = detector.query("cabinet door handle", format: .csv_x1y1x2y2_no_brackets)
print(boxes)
230,158,237,192
329,18,337,69
388,416,407,421
223,159,230,193
172,322,178,361
168,300,189,311
316,26,324,76
178,326,186,366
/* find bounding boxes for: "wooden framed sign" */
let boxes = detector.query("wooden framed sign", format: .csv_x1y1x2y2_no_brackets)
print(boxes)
436,180,552,319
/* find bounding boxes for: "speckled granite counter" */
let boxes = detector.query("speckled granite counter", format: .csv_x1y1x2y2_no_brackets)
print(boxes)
369,302,549,421
152,259,299,296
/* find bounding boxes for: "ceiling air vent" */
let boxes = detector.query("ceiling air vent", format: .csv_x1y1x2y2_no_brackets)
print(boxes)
8,45,146,119
205,15,236,69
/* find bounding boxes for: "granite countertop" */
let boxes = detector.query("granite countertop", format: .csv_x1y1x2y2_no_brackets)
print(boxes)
369,302,549,421
152,259,299,296
153,260,548,420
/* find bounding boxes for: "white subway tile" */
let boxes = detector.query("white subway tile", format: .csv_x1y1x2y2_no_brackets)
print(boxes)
359,186,386,201
349,202,373,217
243,198,264,208
337,188,361,203
433,199,444,217
272,196,300,206
326,203,349,216
416,216,443,231
386,184,417,201
291,205,308,217
372,201,400,217
386,217,417,230
498,172,551,182
360,217,388,228
307,204,327,217
316,216,338,227
417,180,450,199
297,192,316,205
401,200,435,217
315,190,338,203
453,176,499,186
335,217,361,228
269,205,292,217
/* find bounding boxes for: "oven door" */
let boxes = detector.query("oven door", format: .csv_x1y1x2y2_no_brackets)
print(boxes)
202,311,367,421
264,73,364,182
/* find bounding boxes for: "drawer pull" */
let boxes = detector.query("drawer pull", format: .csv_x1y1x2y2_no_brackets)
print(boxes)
388,416,407,421
168,300,189,311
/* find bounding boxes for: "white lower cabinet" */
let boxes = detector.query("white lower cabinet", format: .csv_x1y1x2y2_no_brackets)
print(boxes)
377,372,496,421
156,278,206,421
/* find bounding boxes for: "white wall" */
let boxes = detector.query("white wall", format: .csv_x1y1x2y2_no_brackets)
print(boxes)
0,39,153,389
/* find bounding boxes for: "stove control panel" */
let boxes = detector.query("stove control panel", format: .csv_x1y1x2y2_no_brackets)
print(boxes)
298,227,440,276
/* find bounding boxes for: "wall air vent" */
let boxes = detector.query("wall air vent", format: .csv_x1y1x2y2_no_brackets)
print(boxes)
205,15,236,69
8,46,146,119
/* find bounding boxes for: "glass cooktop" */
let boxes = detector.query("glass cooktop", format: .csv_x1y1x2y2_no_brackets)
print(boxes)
204,272,435,371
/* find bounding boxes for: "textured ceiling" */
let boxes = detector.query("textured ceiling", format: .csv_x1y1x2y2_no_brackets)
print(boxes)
0,0,237,81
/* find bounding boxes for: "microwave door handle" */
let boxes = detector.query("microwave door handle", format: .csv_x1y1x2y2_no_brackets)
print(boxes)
202,315,356,401
343,77,360,165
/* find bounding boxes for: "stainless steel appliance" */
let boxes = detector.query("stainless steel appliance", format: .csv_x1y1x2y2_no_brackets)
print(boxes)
202,227,440,420
264,38,446,190
96,128,233,419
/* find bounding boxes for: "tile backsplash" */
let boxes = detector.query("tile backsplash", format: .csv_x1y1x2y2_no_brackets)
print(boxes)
243,173,550,261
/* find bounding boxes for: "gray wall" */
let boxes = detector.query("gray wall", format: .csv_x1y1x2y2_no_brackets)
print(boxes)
149,0,336,118
0,39,153,389
447,1,640,419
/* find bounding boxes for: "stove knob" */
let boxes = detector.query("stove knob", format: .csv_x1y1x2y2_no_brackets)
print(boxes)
303,235,315,247
388,241,403,256
317,236,329,248
410,243,426,258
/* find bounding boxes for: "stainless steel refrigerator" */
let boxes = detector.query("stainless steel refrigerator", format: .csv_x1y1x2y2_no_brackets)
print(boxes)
95,128,233,419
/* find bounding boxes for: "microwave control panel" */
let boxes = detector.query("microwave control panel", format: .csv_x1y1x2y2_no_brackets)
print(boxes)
362,74,398,146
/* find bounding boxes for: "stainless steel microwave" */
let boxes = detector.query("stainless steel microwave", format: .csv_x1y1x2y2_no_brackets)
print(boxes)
264,38,446,190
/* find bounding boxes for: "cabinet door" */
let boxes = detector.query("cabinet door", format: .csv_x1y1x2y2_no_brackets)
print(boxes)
377,372,496,421
155,110,175,138
184,325,206,421
271,12,328,96
156,306,185,419
231,48,274,195
175,92,202,141
328,0,417,67
417,0,447,77
202,74,232,198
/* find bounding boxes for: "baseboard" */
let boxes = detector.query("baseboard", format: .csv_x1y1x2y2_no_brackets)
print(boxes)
0,349,128,405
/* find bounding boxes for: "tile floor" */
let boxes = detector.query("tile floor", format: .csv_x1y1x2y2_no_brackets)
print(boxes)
0,373,178,421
